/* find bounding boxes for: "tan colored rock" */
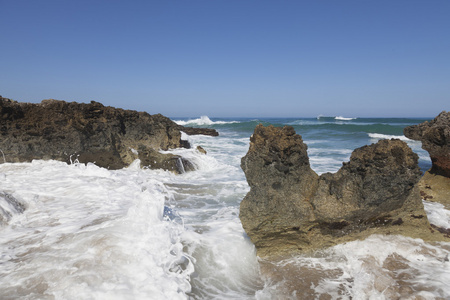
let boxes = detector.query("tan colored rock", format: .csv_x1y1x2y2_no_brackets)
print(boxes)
404,111,449,177
404,112,450,209
418,171,450,209
240,124,448,258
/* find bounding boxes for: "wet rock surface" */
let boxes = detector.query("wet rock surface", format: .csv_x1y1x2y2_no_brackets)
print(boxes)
0,97,213,172
240,124,447,258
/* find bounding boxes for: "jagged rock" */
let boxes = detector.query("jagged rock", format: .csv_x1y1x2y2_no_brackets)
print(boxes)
404,111,449,177
0,97,213,172
240,124,447,258
404,112,450,209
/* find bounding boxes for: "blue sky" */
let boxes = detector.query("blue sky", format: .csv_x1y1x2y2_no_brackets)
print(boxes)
1,1,449,118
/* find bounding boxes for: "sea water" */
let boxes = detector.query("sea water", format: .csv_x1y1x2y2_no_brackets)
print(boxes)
1,116,449,299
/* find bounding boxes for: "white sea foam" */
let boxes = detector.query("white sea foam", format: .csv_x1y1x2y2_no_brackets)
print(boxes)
275,235,450,299
0,117,446,299
0,127,264,299
368,133,411,141
0,161,193,299
308,148,353,174
160,132,267,298
174,116,239,126
423,200,450,229
335,116,356,121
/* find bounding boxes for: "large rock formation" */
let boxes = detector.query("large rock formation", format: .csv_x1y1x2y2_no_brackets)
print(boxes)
240,124,447,258
404,111,450,208
404,111,449,177
0,97,217,172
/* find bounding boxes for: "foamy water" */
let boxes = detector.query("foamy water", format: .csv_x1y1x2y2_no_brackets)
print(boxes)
1,116,449,299
0,161,193,299
335,116,356,121
174,116,240,126
266,235,450,299
368,133,411,141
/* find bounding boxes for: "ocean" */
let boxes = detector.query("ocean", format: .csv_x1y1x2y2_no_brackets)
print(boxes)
1,116,449,299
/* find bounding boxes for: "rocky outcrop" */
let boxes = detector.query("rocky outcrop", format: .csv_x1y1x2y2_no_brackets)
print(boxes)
240,124,447,258
404,111,449,177
404,111,450,208
0,97,213,172
177,126,219,137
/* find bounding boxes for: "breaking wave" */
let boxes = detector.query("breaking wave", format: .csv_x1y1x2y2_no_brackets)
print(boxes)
174,116,240,126
368,133,411,141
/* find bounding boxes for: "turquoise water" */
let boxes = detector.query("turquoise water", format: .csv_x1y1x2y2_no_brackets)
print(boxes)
176,116,431,174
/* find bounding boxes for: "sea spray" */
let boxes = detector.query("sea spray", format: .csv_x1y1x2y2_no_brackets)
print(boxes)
174,116,240,126
1,116,448,299
0,161,193,299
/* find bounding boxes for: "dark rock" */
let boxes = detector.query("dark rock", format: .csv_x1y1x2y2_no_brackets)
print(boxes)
404,111,449,177
240,124,446,258
137,147,195,174
0,192,25,226
178,125,219,137
0,97,212,171
196,146,207,154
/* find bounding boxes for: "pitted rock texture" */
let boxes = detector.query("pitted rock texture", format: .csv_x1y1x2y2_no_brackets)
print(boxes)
0,97,208,172
240,124,447,258
404,111,449,177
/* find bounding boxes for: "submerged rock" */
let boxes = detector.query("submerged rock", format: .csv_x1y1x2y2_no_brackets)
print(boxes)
240,124,447,258
0,192,25,226
177,125,219,137
0,97,213,172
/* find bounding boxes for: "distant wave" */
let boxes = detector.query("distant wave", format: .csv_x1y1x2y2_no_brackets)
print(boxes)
335,116,356,121
174,116,240,126
316,115,356,121
368,133,411,141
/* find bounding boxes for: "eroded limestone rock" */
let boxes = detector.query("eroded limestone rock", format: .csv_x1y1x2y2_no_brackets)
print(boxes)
404,111,450,208
404,111,449,177
240,124,447,258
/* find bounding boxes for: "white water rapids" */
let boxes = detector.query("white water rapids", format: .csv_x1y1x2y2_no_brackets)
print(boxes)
1,126,449,299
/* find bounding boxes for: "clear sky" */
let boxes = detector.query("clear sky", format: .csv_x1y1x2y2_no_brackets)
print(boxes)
1,0,449,118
